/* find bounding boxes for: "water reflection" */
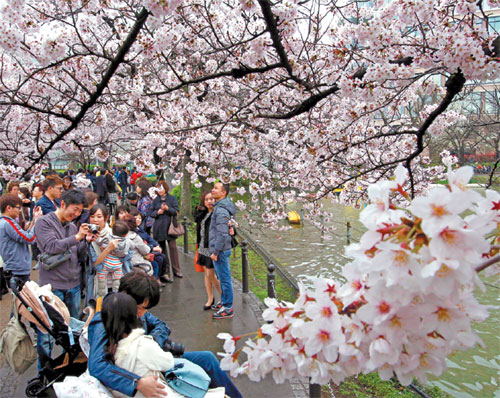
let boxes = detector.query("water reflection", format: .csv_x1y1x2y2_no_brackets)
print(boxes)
238,201,499,397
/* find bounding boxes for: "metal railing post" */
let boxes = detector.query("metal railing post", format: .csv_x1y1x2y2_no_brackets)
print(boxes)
309,381,321,398
241,240,249,294
182,216,188,254
347,221,351,244
300,209,305,225
267,263,276,298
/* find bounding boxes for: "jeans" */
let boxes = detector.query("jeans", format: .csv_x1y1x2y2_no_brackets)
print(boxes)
183,351,242,398
53,285,81,318
213,249,233,309
37,285,81,370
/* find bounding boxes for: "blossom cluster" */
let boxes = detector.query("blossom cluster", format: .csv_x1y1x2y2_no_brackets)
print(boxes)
218,164,499,385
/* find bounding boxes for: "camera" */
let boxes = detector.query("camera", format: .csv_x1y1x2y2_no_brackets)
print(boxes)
162,338,185,357
88,224,100,234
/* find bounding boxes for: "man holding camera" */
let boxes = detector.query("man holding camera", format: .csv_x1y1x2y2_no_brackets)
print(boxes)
34,189,92,369
88,270,242,398
35,189,90,318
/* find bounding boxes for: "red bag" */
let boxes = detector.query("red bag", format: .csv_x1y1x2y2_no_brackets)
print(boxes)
194,250,204,273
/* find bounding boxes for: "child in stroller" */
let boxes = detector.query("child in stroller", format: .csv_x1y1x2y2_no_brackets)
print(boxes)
9,277,88,397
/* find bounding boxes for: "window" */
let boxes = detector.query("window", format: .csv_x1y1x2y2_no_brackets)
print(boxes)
488,16,500,34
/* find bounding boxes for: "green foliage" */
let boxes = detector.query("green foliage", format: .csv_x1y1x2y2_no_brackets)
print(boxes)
170,183,201,216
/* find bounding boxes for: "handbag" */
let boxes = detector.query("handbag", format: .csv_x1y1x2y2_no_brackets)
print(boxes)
194,250,204,273
165,358,210,398
168,215,185,238
0,302,37,374
37,250,72,271
133,263,153,276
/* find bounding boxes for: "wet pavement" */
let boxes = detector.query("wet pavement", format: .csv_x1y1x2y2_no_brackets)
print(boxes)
0,251,308,397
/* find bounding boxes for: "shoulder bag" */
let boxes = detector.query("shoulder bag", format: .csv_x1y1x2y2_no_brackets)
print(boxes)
165,358,210,398
37,224,72,271
168,215,185,238
0,302,37,374
38,250,72,271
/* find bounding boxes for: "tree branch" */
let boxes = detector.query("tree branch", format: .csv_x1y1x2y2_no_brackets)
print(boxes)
257,0,313,90
476,253,500,273
404,70,466,196
22,7,150,176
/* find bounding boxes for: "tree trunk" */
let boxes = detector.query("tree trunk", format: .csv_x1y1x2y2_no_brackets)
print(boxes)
179,150,192,219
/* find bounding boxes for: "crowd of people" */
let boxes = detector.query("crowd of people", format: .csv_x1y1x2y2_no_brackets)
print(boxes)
0,167,240,397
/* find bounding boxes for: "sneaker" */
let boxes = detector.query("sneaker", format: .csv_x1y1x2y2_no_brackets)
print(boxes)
211,301,222,311
212,307,234,320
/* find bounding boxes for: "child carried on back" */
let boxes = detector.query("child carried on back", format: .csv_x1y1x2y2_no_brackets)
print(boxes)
96,220,130,296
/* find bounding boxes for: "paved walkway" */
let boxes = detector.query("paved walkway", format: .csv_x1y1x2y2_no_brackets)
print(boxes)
0,250,309,397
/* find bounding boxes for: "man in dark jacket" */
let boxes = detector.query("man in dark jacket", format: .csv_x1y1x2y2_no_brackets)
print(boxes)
94,168,108,203
37,176,63,215
118,167,128,196
209,182,237,320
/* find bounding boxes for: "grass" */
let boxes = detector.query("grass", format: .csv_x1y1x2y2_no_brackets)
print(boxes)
435,173,500,191
177,223,297,303
327,373,450,398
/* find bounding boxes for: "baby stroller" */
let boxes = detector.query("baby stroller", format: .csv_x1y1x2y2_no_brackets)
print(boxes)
9,277,87,397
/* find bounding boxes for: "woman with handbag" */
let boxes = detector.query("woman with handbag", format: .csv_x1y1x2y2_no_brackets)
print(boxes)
101,292,225,398
194,192,222,310
150,181,182,280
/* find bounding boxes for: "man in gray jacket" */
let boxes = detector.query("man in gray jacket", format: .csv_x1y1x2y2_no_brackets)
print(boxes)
0,194,42,287
209,182,237,319
34,189,90,368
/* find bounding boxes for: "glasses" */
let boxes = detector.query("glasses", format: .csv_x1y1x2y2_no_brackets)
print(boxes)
55,187,64,191
13,206,22,209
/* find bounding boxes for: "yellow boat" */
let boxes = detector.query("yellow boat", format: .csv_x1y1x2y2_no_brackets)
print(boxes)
287,210,301,224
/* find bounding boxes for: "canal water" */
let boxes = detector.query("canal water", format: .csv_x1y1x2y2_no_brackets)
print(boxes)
237,201,499,398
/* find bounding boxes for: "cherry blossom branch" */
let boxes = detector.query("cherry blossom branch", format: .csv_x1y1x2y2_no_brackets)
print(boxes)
257,0,313,91
404,70,466,197
486,159,500,189
147,62,282,96
21,7,150,176
476,253,500,273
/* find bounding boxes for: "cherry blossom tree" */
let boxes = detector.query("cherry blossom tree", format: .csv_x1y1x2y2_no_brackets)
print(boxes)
218,163,500,386
0,0,499,386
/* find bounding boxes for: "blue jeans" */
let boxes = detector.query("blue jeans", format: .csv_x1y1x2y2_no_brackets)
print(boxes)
37,285,81,370
213,249,233,309
53,285,81,319
183,351,242,398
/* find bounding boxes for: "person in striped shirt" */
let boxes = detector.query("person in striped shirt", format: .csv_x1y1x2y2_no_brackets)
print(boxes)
95,220,130,296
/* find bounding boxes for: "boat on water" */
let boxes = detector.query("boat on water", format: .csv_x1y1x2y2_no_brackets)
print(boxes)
287,210,301,224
